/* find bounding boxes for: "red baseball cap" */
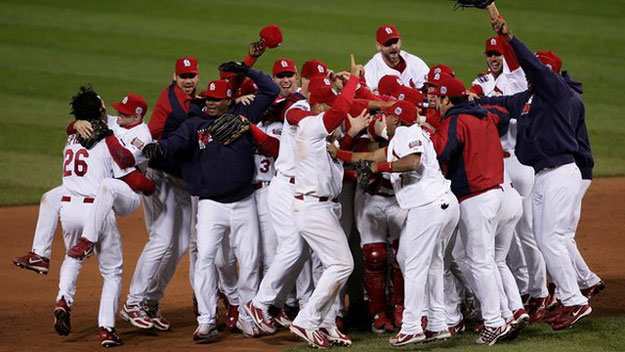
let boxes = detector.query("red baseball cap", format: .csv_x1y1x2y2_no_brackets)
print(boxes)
273,58,297,76
301,60,328,80
434,78,467,98
260,24,283,48
378,75,404,97
112,94,148,118
376,24,401,45
536,50,562,73
308,77,337,105
383,100,418,126
485,36,503,55
397,87,425,107
219,70,235,80
426,65,455,86
239,78,257,96
201,80,233,99
175,57,199,75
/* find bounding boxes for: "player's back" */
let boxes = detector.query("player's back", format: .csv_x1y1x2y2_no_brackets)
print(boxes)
62,134,114,198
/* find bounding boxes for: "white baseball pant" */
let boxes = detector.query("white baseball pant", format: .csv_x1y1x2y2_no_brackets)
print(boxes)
533,163,587,307
127,169,191,306
252,174,314,310
31,186,64,258
505,153,548,298
399,192,459,334
194,195,260,325
565,179,601,290
458,189,505,328
494,187,524,319
292,199,353,329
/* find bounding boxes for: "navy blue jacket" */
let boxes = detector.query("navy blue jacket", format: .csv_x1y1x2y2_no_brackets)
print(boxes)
478,36,584,174
158,68,280,202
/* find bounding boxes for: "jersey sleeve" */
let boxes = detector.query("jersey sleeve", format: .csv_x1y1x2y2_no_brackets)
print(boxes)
392,127,425,158
148,89,171,141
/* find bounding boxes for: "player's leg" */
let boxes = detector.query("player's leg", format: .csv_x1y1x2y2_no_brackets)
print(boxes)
458,190,505,329
55,200,89,335
565,180,602,291
506,156,548,301
506,235,530,300
386,200,408,328
443,230,465,329
533,164,590,330
255,187,277,276
215,238,240,330
229,196,261,328
494,189,525,325
293,201,353,330
95,214,123,346
193,198,229,335
69,179,140,259
425,195,460,339
14,186,64,274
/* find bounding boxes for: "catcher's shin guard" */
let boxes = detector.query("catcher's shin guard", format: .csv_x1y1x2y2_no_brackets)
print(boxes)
362,242,388,315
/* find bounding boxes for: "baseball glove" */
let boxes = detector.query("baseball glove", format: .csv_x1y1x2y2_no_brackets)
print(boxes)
218,61,249,74
453,0,495,10
209,113,250,145
77,119,113,149
355,160,374,190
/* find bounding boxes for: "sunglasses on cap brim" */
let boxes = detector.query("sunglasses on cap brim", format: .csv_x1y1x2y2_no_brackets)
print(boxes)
485,51,502,57
275,71,296,79
205,96,229,102
179,73,198,79
383,38,400,47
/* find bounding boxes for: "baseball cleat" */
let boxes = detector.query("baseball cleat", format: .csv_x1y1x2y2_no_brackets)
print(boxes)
319,326,352,346
475,323,511,345
424,329,451,342
551,304,592,330
226,304,239,331
100,326,122,347
371,312,395,333
236,317,263,338
13,251,49,274
145,301,171,331
545,303,563,324
273,308,293,328
192,323,219,343
581,281,606,300
289,324,331,349
388,332,426,346
67,237,96,260
244,301,276,335
54,296,71,336
448,320,466,336
528,295,549,323
120,303,154,329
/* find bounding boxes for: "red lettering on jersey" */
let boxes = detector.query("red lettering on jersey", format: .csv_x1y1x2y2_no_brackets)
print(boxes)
196,129,212,150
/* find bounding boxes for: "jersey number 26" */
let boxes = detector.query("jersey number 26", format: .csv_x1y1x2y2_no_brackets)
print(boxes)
63,149,89,177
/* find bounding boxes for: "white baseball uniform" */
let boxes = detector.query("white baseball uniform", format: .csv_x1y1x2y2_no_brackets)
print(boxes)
291,112,353,330
387,125,459,334
364,50,429,91
57,132,126,329
253,100,315,310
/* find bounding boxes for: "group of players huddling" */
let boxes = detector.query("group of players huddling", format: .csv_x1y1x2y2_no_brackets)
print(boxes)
12,3,604,349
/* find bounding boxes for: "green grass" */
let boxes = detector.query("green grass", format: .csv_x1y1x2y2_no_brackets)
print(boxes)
285,317,625,351
1,0,624,205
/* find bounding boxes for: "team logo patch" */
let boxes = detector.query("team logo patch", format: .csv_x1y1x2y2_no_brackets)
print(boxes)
323,78,331,86
226,89,232,97
209,82,216,90
183,59,191,67
131,137,145,150
441,86,447,95
122,96,129,104
281,60,288,67
398,93,405,100
434,68,441,74
491,38,497,45
135,107,143,115
409,140,422,148
394,107,402,115
197,128,212,149
385,27,393,34
317,64,325,73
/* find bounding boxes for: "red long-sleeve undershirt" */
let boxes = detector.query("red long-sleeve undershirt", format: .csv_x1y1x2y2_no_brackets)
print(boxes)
122,170,155,196
322,76,359,132
249,123,280,158
105,135,136,169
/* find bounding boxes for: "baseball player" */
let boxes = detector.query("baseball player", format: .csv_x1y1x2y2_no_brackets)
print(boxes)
331,100,460,346
470,35,550,322
428,77,512,345
479,8,592,330
142,61,279,342
119,57,199,331
55,86,141,347
364,24,429,91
